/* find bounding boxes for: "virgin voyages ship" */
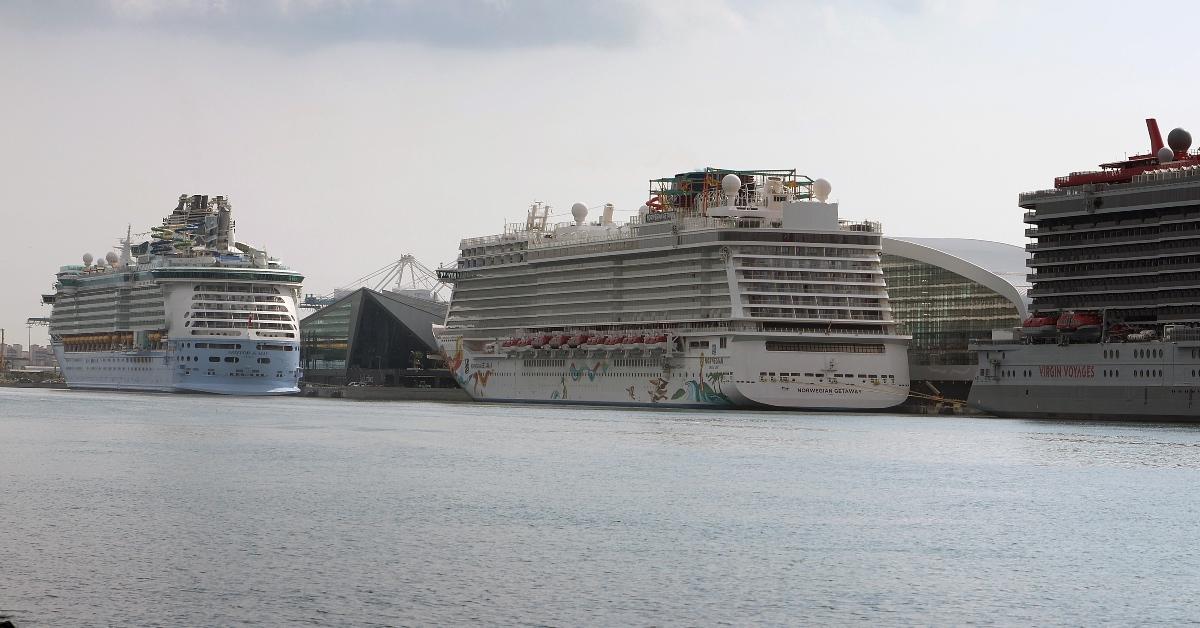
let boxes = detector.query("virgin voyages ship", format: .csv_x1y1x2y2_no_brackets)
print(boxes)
971,119,1200,419
434,168,910,409
44,194,304,394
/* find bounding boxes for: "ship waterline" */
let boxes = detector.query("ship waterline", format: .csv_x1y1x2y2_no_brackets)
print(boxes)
435,168,910,409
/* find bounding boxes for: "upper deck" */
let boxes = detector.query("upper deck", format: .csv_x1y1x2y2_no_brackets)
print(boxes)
452,168,881,270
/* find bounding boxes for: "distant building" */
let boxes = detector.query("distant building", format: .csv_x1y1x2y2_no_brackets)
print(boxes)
882,237,1030,397
299,288,454,387
1,343,58,372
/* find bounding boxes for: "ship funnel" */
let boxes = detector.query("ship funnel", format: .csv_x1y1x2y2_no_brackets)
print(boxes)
602,203,614,225
1147,118,1165,154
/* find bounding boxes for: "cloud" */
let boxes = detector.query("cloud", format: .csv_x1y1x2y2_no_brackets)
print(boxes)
0,0,647,50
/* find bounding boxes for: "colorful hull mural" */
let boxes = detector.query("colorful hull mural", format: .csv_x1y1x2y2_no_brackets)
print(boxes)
437,334,910,410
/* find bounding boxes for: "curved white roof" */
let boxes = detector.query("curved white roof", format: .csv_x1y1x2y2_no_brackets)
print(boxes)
883,237,1031,317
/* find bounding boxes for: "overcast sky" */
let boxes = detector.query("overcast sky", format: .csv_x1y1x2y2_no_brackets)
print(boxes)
2,0,1197,345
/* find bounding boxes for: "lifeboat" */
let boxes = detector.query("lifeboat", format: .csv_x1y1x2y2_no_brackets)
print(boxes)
1057,310,1103,341
647,333,668,349
603,335,623,349
549,334,571,349
581,335,602,350
1021,313,1060,341
530,334,552,349
623,334,646,350
567,334,585,348
501,338,517,348
515,337,533,351
1057,310,1102,331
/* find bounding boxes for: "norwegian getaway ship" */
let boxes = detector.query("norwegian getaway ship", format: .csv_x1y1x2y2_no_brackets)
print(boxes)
970,119,1200,420
44,194,303,394
433,168,910,409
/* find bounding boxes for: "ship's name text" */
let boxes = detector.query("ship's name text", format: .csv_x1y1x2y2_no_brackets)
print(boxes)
1038,364,1095,378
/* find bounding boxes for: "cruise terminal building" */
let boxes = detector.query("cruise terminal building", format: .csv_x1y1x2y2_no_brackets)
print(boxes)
881,237,1031,402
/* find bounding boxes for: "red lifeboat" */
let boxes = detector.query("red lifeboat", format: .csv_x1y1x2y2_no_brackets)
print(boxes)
604,335,622,346
549,334,571,348
530,334,552,349
1056,311,1102,332
1020,313,1059,340
647,333,668,347
501,338,517,348
567,334,585,348
625,334,645,349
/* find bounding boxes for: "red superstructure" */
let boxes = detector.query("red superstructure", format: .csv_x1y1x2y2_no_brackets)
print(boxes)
1054,118,1200,188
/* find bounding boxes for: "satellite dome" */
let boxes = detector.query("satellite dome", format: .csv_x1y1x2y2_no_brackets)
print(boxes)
571,202,588,225
1168,127,1192,152
813,178,832,202
638,204,649,215
82,253,93,266
105,251,119,265
1158,146,1175,163
721,173,741,200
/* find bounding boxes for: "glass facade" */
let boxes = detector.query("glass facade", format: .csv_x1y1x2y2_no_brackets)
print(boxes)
882,254,1022,368
301,298,353,371
299,289,449,385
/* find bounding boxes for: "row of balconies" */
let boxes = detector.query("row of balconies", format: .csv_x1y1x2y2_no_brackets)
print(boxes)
1028,226,1200,251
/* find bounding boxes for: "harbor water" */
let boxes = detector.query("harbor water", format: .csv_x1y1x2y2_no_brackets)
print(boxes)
2,388,1199,626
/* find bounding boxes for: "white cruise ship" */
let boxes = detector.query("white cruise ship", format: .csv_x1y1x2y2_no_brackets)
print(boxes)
44,194,303,395
433,168,910,409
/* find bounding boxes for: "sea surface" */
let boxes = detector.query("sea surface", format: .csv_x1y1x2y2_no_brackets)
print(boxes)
2,388,1200,626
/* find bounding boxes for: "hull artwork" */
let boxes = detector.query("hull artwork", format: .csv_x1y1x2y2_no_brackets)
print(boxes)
440,335,909,409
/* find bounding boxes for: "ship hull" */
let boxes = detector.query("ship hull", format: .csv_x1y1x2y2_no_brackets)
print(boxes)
53,342,301,396
969,341,1200,421
438,334,910,410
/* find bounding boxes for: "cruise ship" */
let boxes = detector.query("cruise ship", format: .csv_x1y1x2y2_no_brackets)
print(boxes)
970,119,1200,420
433,168,911,409
44,194,304,394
